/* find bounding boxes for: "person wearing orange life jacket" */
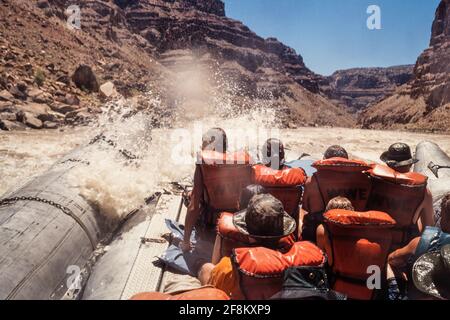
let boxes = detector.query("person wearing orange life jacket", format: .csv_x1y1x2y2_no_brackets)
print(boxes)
198,194,326,300
386,192,450,300
301,145,372,242
316,205,396,300
181,128,253,252
316,196,355,258
213,184,296,264
364,143,434,250
211,184,268,264
377,143,434,230
253,138,307,236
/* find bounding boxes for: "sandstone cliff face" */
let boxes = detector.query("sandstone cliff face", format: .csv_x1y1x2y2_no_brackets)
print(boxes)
120,0,321,93
360,0,450,133
320,65,414,112
0,0,355,130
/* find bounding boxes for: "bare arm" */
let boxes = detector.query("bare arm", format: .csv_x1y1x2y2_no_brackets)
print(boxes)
182,166,203,250
418,188,435,229
388,237,420,270
316,224,333,265
211,234,222,265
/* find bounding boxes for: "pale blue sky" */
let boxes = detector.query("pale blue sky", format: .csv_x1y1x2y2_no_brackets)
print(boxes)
223,0,441,75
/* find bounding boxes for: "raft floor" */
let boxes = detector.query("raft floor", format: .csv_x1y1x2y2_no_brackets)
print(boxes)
119,194,199,299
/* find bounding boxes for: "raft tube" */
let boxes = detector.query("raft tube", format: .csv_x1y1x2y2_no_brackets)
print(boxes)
0,136,132,300
414,141,450,225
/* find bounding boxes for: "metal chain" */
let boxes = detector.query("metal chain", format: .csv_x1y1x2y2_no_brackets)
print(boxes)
60,158,90,165
89,134,138,160
0,196,96,250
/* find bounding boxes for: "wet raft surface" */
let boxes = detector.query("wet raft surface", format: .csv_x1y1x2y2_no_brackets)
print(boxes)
0,149,102,300
83,194,198,300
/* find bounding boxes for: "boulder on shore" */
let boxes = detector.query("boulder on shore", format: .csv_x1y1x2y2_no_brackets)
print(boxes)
71,65,99,92
99,81,118,98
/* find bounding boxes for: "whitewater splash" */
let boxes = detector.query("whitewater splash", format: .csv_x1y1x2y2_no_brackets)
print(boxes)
66,84,282,224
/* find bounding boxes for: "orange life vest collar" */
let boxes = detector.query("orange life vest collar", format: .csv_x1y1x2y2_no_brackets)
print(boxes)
324,209,396,228
312,157,372,172
198,150,253,165
367,165,427,186
252,164,307,187
232,241,325,278
217,212,253,244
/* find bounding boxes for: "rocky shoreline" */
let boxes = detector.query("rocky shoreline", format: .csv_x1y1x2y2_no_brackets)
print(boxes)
0,0,448,133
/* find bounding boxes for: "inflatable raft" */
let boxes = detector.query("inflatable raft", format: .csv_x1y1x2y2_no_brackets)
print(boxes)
2,138,449,300
0,134,144,300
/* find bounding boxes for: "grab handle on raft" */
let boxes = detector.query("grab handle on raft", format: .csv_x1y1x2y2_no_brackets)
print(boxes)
428,162,450,178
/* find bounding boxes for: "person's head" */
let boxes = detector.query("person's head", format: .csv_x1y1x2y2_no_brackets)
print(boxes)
202,128,228,153
262,138,285,169
233,194,296,248
325,196,355,212
323,145,349,160
441,193,450,233
238,184,268,210
380,143,418,173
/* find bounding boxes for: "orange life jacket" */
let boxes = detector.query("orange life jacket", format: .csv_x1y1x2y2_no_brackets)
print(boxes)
366,165,428,248
231,241,325,300
130,287,230,300
198,151,253,225
252,164,307,226
311,158,373,212
216,212,295,257
324,209,396,300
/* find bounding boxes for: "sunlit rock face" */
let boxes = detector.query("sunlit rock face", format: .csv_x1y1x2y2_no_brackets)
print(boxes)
360,0,450,133
319,65,414,112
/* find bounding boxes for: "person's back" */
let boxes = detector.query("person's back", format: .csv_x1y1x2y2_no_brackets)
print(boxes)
253,138,307,232
320,207,396,300
366,142,434,249
301,146,372,241
182,128,253,251
379,143,435,229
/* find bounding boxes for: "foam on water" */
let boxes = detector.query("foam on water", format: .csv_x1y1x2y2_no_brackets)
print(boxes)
67,70,281,222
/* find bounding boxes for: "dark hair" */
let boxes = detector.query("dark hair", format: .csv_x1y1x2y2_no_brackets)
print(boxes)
202,128,228,153
262,138,285,169
239,184,268,209
326,196,354,212
323,145,348,160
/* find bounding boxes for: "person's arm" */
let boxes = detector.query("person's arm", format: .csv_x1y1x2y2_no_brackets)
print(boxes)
388,237,420,270
301,177,313,213
386,264,405,300
298,208,307,239
181,166,203,251
417,188,435,230
211,234,222,265
316,224,333,265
